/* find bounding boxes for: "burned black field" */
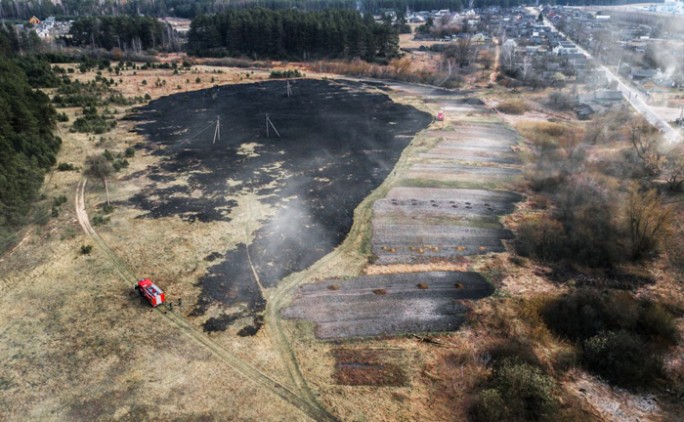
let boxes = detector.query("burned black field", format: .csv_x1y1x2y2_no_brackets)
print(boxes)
130,79,432,334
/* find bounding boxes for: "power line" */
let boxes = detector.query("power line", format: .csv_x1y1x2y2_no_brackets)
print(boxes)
212,115,220,144
265,114,280,138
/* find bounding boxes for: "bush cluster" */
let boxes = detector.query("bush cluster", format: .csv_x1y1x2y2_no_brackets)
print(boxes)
542,290,678,389
269,69,303,79
71,106,116,134
57,162,77,172
470,358,559,422
495,99,528,115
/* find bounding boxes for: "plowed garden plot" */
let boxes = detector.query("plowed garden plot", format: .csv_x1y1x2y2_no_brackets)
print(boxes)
372,188,521,264
282,271,493,339
371,94,523,265
404,164,521,189
128,79,431,334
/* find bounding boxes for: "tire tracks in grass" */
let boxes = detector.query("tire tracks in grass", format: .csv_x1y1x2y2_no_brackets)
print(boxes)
75,177,337,422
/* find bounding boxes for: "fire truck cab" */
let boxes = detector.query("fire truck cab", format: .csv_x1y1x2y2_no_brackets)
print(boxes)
134,278,165,307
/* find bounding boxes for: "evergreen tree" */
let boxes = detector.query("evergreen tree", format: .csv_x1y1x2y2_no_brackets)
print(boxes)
188,8,399,62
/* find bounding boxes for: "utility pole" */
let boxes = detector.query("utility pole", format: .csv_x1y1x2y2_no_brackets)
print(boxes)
212,115,220,144
265,114,280,138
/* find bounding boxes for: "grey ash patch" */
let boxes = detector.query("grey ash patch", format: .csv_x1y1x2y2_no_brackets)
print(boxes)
282,271,493,339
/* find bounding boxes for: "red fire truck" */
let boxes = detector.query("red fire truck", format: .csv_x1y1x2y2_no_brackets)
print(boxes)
134,278,166,307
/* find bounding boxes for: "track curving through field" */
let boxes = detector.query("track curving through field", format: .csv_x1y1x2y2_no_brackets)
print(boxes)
75,177,337,422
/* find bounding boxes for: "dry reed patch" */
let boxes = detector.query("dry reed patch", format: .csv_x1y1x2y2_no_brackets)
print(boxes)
469,296,556,353
332,349,408,387
417,329,492,421
495,99,529,115
516,120,582,151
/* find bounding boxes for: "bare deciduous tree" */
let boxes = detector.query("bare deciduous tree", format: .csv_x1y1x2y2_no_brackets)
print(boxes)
626,185,672,260
664,155,684,191
85,155,114,205
628,117,661,175
501,38,517,76
444,35,479,69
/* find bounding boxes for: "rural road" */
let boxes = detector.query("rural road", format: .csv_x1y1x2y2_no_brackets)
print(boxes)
533,7,683,144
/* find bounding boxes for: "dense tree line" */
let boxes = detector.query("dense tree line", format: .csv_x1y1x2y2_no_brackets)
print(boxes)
0,26,59,238
187,8,400,61
0,0,650,20
68,16,165,52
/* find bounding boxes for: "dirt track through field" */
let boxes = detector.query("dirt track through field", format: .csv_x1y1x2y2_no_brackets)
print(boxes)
75,177,336,422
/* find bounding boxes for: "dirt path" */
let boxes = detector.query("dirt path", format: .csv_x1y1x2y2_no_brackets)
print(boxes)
75,177,337,422
490,38,501,84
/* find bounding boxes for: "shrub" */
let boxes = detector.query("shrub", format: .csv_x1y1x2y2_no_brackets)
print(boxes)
52,196,67,207
112,159,129,171
543,290,678,390
124,146,135,158
517,121,578,151
270,69,302,79
583,330,662,388
496,99,528,115
514,216,567,262
91,215,109,226
554,176,622,267
545,290,679,344
57,162,76,171
471,359,559,422
470,389,505,422
542,290,616,342
80,244,93,254
71,113,116,134
547,91,575,111
487,340,541,368
637,301,679,344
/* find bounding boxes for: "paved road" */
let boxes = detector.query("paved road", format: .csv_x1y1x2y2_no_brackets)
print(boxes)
532,8,682,143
